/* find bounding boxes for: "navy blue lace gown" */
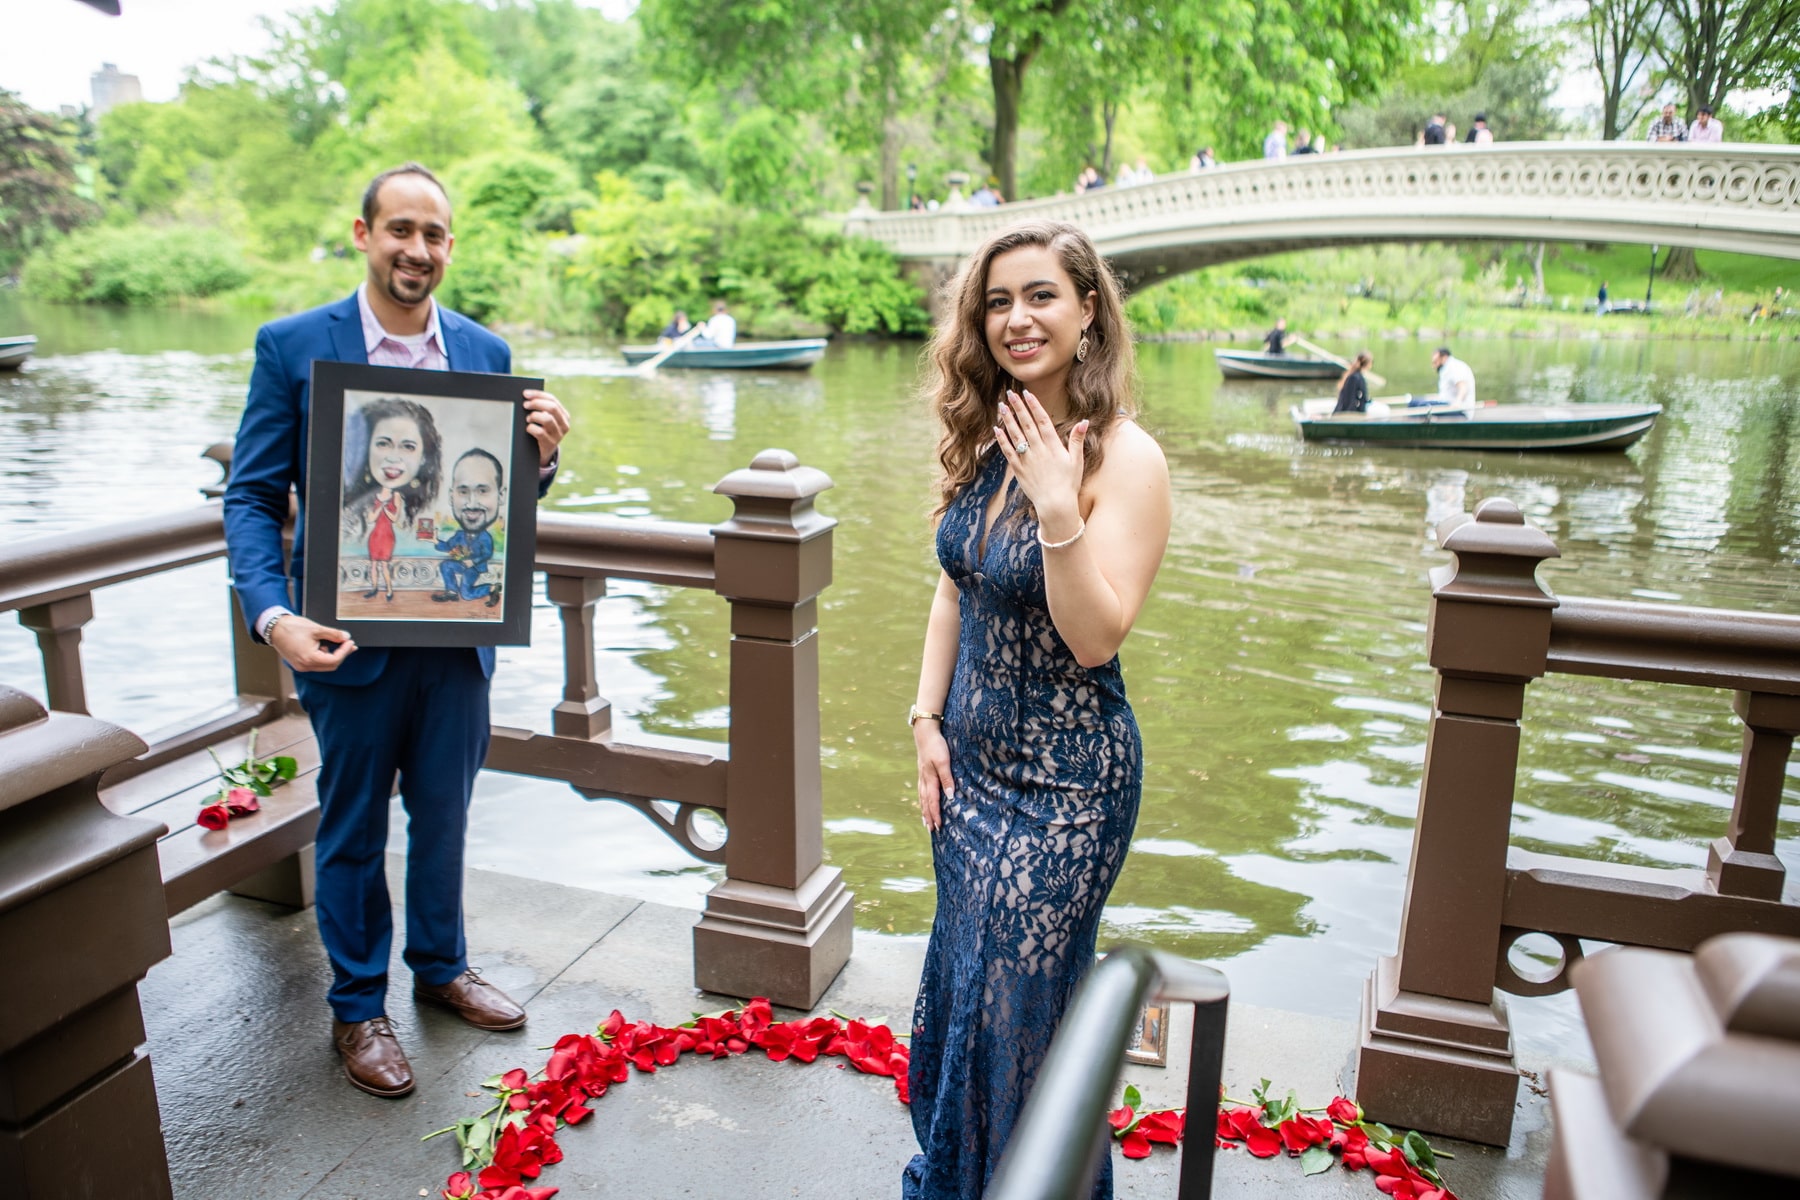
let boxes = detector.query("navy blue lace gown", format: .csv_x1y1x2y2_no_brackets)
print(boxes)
904,448,1143,1200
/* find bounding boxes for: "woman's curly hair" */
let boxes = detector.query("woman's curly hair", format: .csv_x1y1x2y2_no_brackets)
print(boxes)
922,219,1136,518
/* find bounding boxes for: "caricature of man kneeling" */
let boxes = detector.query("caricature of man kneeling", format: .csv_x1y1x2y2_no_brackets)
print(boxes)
434,449,504,607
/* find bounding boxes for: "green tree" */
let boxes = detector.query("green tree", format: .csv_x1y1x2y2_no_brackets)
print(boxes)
1582,0,1662,140
0,91,97,272
360,42,537,170
638,0,948,208
540,18,705,192
1654,0,1800,119
303,0,492,121
1338,2,1565,147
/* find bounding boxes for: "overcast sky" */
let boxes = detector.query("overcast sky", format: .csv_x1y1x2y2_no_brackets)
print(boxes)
3,0,633,113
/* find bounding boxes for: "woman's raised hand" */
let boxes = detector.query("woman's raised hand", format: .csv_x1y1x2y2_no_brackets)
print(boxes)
995,390,1089,535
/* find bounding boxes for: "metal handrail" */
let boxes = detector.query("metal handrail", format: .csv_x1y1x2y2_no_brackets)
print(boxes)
986,944,1229,1200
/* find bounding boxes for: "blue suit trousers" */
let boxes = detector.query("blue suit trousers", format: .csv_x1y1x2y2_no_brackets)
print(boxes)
295,647,491,1022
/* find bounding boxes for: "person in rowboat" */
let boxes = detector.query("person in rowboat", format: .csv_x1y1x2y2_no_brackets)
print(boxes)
1409,346,1475,410
1332,351,1374,413
690,299,737,348
1263,317,1288,355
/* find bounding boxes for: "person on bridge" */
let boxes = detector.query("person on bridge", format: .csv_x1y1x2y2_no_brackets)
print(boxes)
1190,146,1216,170
222,162,571,1100
1647,103,1688,142
1263,120,1288,159
1689,105,1723,143
1293,129,1317,155
1423,113,1447,145
1410,346,1476,409
906,219,1172,1200
1264,317,1289,355
1467,113,1494,144
1334,351,1374,413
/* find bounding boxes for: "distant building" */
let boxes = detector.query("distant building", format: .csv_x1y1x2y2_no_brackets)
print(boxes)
91,63,142,115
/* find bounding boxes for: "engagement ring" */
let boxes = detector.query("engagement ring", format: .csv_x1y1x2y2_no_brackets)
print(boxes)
1015,439,1030,453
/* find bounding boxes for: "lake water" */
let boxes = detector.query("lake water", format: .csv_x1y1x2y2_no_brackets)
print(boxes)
3,295,1797,1053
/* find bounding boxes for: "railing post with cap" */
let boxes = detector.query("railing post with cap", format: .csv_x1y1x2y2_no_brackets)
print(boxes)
692,449,852,1008
0,685,173,1196
1355,497,1560,1147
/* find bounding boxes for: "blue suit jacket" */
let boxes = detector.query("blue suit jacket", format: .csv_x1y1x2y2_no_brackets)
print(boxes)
223,293,536,688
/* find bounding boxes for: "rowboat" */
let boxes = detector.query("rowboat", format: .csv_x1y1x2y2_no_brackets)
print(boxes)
1290,397,1662,452
1215,348,1341,380
619,338,827,370
0,335,37,371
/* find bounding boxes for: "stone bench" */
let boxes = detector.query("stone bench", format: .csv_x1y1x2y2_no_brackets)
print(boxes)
99,713,320,916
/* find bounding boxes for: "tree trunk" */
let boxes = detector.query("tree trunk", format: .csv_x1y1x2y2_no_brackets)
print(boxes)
880,108,901,212
1101,98,1118,178
989,52,1030,202
1532,242,1546,298
1661,244,1701,281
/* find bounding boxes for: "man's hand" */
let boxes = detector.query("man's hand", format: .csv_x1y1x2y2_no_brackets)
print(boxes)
523,389,570,467
269,614,356,673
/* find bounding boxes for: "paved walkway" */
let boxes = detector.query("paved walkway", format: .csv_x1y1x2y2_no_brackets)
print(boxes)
142,861,1560,1198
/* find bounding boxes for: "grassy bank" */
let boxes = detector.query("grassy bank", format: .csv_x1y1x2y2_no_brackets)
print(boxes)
1126,243,1799,345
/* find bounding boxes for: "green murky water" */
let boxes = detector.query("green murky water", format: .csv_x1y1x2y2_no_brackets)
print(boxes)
3,295,1796,1028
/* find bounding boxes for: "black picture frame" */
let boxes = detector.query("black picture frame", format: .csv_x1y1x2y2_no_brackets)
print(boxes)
302,360,541,648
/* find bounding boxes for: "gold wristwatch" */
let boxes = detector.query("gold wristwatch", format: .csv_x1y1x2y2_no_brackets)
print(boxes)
908,704,943,727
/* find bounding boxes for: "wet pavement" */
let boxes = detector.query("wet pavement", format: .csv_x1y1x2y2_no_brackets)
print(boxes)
141,859,1560,1198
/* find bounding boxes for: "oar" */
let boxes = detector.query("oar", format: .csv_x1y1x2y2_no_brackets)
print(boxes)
1291,335,1387,388
634,322,706,376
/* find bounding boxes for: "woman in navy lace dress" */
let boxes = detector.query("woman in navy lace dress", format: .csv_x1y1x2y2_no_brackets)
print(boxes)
904,220,1172,1200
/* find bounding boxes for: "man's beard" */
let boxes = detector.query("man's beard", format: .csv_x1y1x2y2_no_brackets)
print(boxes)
458,506,495,532
386,259,436,304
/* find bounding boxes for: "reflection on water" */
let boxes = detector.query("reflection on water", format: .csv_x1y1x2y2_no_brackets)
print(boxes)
3,296,1797,1044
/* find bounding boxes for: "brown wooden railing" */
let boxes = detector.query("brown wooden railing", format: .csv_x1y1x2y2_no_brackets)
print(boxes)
1356,497,1800,1148
0,446,849,1195
0,443,849,1005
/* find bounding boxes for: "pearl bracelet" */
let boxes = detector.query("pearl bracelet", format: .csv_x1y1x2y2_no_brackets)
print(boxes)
1037,519,1086,549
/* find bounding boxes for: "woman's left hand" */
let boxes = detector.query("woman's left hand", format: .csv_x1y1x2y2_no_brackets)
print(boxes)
995,389,1089,532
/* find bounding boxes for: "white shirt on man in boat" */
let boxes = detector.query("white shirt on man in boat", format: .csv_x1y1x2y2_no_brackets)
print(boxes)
704,311,737,348
1409,351,1476,409
1435,355,1476,407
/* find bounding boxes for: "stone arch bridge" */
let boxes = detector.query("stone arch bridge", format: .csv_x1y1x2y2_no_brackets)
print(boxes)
844,142,1800,293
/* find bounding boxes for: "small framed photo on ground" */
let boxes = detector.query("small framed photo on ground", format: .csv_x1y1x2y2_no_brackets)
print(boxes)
303,360,541,648
1125,1001,1169,1067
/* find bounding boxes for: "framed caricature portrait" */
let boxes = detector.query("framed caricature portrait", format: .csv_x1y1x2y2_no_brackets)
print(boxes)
303,361,540,648
1125,1000,1169,1067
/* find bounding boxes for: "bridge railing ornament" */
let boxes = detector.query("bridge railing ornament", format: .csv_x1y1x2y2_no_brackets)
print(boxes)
0,445,851,1011
1354,497,1800,1148
845,143,1800,280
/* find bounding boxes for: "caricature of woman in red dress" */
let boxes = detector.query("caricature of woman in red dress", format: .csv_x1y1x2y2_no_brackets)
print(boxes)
343,398,443,602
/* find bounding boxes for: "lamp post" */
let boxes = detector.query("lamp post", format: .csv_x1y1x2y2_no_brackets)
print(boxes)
906,162,917,206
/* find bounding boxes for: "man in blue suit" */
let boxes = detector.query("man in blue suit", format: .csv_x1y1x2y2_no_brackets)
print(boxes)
223,163,570,1097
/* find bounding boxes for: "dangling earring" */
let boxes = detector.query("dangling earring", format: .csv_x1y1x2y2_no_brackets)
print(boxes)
1076,331,1090,363
408,478,419,489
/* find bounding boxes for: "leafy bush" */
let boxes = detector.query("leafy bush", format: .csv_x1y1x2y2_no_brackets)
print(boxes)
26,222,250,304
439,150,588,323
566,173,927,337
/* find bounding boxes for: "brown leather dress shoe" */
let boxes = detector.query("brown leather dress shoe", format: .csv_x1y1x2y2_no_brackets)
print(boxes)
332,1016,414,1097
414,968,527,1031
